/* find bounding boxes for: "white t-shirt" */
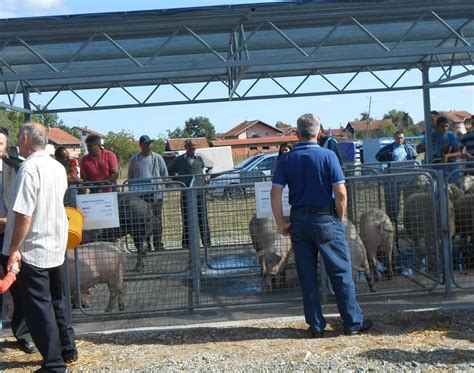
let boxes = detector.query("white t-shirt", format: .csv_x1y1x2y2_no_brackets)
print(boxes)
2,151,68,268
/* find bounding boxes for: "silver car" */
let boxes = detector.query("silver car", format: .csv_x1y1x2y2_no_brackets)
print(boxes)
209,152,277,198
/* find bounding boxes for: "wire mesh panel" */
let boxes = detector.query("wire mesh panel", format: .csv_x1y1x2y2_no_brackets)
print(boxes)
66,169,445,318
201,181,301,305
69,182,195,315
345,171,440,296
447,168,474,289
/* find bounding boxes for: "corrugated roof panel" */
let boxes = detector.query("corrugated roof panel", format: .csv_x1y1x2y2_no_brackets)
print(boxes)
0,0,472,109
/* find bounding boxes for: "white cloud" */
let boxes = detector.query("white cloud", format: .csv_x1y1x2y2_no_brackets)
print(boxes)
319,98,332,104
24,0,64,9
396,100,404,105
0,0,67,18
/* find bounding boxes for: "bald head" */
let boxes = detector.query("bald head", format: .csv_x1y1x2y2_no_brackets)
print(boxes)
21,122,48,150
18,122,49,157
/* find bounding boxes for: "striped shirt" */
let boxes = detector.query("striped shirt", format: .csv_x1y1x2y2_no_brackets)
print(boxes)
2,151,68,268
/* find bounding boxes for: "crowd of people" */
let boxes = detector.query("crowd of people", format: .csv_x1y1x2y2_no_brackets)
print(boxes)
1,112,473,368
0,125,215,371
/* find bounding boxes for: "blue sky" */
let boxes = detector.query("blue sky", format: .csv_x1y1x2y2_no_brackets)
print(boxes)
1,0,473,138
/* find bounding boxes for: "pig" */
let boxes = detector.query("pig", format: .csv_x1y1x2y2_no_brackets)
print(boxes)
82,194,159,272
343,218,376,292
359,209,395,280
249,213,292,290
68,242,126,312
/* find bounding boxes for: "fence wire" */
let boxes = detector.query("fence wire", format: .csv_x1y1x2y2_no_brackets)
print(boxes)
59,163,473,318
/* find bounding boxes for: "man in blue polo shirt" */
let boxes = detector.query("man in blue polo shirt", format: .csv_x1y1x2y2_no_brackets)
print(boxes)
271,113,372,338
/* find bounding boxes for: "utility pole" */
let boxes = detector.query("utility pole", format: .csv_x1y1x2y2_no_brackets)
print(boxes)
366,96,372,138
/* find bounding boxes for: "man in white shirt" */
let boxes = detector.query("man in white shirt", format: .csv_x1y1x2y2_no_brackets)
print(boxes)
0,127,36,354
5,122,77,372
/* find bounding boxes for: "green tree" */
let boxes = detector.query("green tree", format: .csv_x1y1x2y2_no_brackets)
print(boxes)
356,112,372,121
372,123,398,138
275,121,292,129
151,137,166,154
184,116,215,142
0,109,23,143
32,111,81,139
167,126,189,139
383,109,414,127
103,130,138,165
32,112,63,127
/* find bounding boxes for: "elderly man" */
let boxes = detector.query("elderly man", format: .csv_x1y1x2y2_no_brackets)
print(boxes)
271,113,372,338
5,122,77,372
167,139,213,249
0,127,36,354
80,134,119,193
128,135,168,251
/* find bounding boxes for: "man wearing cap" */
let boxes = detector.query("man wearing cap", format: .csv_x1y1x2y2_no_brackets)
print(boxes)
128,135,168,251
271,113,372,338
80,134,119,193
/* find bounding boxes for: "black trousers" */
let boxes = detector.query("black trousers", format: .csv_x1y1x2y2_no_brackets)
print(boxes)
0,251,32,345
181,190,211,249
20,261,75,372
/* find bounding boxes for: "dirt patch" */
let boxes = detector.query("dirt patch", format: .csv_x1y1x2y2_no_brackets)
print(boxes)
1,308,473,371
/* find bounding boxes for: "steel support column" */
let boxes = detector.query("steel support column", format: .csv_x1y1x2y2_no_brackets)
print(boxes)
422,62,433,163
22,87,31,122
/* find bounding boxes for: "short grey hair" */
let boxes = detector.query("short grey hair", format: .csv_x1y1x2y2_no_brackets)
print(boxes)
184,139,195,147
297,113,321,139
21,122,48,150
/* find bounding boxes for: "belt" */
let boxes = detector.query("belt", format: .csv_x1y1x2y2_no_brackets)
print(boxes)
292,206,336,215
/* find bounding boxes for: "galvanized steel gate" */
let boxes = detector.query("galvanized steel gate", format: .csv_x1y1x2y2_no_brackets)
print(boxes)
66,164,474,319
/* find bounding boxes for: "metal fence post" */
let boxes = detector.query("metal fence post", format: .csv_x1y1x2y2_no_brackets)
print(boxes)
185,187,201,308
63,252,74,322
436,171,452,296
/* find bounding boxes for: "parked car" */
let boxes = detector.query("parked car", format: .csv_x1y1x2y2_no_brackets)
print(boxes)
209,152,277,199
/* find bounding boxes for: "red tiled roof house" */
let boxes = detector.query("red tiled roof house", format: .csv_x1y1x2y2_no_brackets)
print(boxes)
48,127,83,158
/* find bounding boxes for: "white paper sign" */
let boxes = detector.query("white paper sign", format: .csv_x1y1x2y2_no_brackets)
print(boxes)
255,181,290,219
76,192,120,230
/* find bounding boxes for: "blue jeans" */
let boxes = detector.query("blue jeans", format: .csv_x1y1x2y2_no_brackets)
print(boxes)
290,210,364,333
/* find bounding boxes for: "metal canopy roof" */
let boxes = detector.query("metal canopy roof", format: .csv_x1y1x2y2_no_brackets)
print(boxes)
0,0,473,113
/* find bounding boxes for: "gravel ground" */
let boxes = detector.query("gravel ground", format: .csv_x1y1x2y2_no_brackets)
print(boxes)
1,308,473,371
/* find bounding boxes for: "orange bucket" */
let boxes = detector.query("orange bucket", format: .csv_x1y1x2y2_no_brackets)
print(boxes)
65,207,84,249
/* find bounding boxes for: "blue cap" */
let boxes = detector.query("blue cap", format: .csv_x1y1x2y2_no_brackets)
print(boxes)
139,135,153,144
